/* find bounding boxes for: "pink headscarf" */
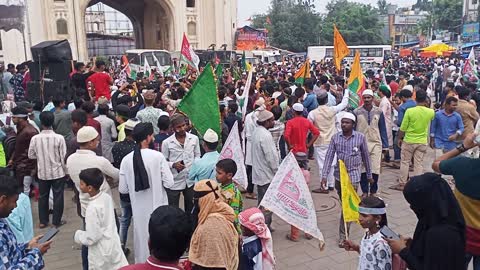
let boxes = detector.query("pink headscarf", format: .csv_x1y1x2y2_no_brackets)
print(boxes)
238,208,275,269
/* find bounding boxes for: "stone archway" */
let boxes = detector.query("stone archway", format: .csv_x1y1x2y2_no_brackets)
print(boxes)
79,0,175,59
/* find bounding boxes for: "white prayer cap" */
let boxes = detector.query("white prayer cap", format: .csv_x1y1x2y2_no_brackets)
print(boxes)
203,128,219,143
77,126,99,143
403,85,414,92
255,97,265,107
257,110,274,122
341,112,356,122
124,119,140,131
362,89,374,97
292,103,304,112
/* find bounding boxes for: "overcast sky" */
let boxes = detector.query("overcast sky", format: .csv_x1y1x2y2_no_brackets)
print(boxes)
238,0,418,26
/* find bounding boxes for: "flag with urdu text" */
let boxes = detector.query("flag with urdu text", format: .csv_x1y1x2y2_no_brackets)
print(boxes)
334,25,350,72
347,50,364,108
180,33,200,71
294,59,310,84
177,63,221,136
339,160,361,223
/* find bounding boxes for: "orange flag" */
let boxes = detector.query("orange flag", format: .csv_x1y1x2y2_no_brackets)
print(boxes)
333,25,350,72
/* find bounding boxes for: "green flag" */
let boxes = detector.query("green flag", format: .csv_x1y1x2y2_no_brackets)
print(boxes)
179,65,187,76
130,70,137,80
241,51,247,71
177,63,221,136
164,66,173,77
215,64,223,86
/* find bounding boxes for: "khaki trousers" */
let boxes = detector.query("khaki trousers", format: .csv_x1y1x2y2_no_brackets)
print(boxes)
399,142,427,184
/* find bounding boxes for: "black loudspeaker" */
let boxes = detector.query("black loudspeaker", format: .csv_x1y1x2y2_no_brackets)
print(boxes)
26,80,73,103
31,40,73,63
27,61,71,82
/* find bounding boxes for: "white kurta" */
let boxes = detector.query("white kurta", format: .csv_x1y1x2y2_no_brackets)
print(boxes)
244,110,258,166
379,96,393,147
119,149,174,263
74,192,128,270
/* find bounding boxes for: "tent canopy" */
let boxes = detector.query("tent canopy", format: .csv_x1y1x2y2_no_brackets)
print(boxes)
0,0,25,32
420,43,456,56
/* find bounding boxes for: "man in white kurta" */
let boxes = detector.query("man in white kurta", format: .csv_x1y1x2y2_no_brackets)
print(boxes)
74,190,128,269
119,123,174,263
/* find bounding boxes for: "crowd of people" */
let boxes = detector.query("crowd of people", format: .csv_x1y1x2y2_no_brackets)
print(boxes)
0,52,479,270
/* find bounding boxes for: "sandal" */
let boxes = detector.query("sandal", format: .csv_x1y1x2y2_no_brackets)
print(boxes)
39,223,48,229
54,220,67,228
312,188,329,194
389,184,405,191
245,193,257,200
286,234,299,242
305,234,313,240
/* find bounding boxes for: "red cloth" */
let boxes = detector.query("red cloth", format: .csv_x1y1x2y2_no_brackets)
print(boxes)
86,116,102,137
389,81,399,96
284,116,319,154
87,72,112,100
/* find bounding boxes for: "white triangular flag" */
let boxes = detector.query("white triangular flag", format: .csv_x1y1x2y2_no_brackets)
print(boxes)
260,152,324,242
219,121,248,189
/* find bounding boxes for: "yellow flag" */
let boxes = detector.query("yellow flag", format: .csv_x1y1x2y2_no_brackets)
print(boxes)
339,160,360,223
334,25,350,72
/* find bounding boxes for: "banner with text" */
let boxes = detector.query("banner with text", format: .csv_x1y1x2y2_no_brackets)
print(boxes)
260,152,324,241
219,121,248,189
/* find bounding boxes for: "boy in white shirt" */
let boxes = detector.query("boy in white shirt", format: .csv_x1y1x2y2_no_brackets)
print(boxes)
74,168,128,270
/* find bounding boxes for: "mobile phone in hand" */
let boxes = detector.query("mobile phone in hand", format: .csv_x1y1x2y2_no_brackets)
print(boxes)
38,228,59,244
380,226,400,240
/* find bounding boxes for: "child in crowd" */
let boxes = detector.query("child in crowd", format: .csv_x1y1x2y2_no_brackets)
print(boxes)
286,152,312,241
239,207,275,270
74,168,128,269
216,158,243,233
343,196,393,270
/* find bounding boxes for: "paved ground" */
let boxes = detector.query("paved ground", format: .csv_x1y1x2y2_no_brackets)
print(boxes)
33,148,474,269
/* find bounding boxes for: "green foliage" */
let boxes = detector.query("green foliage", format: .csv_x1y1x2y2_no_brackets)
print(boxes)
377,0,388,15
416,0,462,35
321,0,385,45
251,0,321,52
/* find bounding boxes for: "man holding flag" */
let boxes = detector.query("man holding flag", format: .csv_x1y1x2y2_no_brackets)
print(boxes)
321,112,372,247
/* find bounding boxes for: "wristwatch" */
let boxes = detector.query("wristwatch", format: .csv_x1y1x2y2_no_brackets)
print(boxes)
456,143,466,153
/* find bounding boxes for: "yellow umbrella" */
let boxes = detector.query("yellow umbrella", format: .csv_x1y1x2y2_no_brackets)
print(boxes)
420,43,456,56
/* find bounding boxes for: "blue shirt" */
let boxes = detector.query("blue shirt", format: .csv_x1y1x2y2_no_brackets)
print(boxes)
188,151,220,185
397,99,416,127
430,110,464,151
6,194,33,244
303,92,318,112
0,219,44,269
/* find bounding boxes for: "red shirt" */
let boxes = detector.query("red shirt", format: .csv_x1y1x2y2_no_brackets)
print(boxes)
284,116,319,154
389,81,399,96
86,116,102,137
87,72,112,100
120,256,184,270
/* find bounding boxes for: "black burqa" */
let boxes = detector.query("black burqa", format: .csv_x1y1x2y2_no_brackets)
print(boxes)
132,122,154,192
400,172,466,270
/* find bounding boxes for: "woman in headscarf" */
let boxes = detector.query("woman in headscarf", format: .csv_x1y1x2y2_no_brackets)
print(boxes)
385,172,466,270
189,180,239,270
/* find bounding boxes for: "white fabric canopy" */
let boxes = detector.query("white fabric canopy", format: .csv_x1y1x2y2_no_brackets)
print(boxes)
0,0,25,32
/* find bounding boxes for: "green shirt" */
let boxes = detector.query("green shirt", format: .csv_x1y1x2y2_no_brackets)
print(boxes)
220,182,243,233
400,105,435,144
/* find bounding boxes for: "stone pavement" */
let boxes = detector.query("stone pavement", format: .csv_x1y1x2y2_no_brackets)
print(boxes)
32,148,474,269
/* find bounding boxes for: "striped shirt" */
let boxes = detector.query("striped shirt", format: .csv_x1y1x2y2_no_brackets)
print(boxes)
28,129,67,180
322,131,372,183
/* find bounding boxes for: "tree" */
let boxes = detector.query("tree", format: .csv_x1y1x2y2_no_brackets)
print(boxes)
416,0,462,35
321,0,385,45
266,0,321,52
377,0,388,15
251,14,269,30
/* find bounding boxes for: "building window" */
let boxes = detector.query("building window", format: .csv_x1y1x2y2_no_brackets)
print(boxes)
186,0,195,8
187,22,196,36
54,0,66,2
157,30,162,41
56,19,68,35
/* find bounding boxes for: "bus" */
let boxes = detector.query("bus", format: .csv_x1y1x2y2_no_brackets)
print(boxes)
251,50,282,65
125,49,172,75
307,45,392,64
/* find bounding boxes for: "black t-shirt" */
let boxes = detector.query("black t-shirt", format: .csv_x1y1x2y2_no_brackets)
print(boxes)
71,71,95,91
